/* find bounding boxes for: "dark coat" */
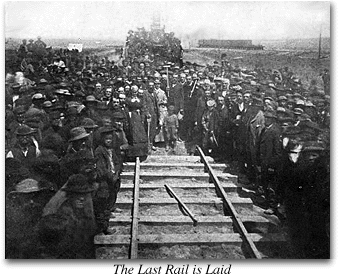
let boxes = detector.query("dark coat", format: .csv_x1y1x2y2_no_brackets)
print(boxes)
168,83,184,114
94,145,122,181
256,123,282,169
6,144,38,170
38,193,97,259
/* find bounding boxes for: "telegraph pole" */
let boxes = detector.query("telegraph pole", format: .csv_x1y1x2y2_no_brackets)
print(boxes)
318,25,322,59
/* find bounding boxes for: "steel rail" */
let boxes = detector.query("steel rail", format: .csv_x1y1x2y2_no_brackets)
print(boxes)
196,146,262,259
129,157,140,259
164,184,198,226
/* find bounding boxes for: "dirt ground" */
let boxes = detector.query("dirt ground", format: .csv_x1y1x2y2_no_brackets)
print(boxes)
184,48,330,88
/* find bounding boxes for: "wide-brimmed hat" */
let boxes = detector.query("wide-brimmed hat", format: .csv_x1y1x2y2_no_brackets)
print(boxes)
62,174,95,193
112,112,125,120
85,95,99,103
81,118,99,129
15,124,35,136
296,99,305,106
74,91,86,98
264,111,277,119
278,96,287,101
100,127,115,135
68,127,90,142
11,178,47,194
43,101,53,108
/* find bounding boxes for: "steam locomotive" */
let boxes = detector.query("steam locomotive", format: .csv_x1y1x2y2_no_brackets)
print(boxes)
198,39,264,50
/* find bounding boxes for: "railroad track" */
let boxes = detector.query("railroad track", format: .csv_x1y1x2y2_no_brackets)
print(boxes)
95,146,288,259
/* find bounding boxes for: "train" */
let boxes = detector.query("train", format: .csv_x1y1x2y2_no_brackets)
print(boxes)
198,39,264,50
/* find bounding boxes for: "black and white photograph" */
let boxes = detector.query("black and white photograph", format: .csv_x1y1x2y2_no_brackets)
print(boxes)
4,1,330,260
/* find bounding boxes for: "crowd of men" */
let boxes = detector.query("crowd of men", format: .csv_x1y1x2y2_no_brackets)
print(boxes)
5,33,330,259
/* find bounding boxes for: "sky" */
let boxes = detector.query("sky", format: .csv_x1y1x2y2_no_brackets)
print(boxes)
5,1,330,41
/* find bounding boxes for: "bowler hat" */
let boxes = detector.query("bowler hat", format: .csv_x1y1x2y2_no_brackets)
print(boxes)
68,127,90,142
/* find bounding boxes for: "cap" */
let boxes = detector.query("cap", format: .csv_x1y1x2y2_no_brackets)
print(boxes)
32,93,45,100
293,108,304,115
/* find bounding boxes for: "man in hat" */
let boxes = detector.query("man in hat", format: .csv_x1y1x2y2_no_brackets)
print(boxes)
18,39,28,59
153,79,168,143
27,39,35,52
65,126,90,154
183,74,199,141
230,91,246,166
256,111,282,215
83,95,101,124
201,99,219,156
41,110,66,158
6,178,55,258
38,173,97,258
216,96,232,162
34,36,46,49
194,89,213,147
111,111,129,154
140,84,158,151
282,139,329,257
81,117,99,150
6,124,40,171
7,105,26,147
168,74,184,116
241,94,265,184
277,95,288,108
321,68,330,95
94,127,123,234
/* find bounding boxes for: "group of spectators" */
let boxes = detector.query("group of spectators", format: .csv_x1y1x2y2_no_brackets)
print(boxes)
5,33,330,259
